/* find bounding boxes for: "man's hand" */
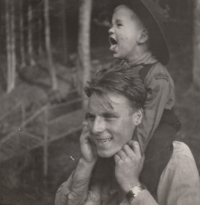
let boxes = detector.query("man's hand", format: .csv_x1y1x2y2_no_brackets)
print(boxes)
114,141,145,193
80,121,98,165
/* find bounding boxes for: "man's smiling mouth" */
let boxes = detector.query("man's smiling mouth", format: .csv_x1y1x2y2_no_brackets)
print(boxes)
97,138,112,144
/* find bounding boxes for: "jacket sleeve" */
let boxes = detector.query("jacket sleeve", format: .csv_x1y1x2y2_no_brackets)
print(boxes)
157,141,200,205
55,171,91,205
130,142,200,205
55,159,95,205
136,65,174,152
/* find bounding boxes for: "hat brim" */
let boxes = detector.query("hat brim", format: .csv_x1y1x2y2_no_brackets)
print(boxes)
139,0,169,65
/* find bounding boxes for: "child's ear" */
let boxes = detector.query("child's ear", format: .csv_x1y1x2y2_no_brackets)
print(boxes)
138,29,149,44
132,109,143,126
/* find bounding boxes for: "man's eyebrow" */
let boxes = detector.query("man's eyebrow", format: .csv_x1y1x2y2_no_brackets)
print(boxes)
101,111,119,118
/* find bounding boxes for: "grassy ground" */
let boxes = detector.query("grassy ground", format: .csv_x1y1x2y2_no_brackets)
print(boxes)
0,21,200,205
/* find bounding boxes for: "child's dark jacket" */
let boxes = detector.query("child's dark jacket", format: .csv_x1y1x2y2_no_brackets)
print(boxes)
126,52,175,152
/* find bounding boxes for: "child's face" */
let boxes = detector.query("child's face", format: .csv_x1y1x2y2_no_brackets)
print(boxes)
109,5,144,62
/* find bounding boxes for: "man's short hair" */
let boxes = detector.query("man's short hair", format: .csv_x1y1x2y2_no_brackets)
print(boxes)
84,65,147,110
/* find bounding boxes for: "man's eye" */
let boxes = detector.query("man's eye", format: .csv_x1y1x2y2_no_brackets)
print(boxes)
117,23,122,27
86,114,95,121
105,118,112,121
88,116,95,121
104,116,115,121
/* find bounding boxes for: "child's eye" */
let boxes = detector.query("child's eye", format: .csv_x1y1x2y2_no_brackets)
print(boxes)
117,23,122,27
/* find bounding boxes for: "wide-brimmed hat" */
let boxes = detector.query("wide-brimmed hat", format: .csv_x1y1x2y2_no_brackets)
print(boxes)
108,0,169,65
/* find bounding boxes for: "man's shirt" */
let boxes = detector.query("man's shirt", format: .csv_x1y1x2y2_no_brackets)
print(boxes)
55,141,200,205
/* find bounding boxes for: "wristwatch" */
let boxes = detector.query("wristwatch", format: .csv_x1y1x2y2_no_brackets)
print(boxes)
126,184,145,201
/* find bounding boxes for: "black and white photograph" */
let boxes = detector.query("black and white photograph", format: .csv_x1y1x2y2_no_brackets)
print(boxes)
0,0,200,204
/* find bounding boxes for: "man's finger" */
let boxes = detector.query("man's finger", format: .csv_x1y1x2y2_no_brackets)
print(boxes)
117,150,127,160
132,141,142,158
128,141,142,158
81,125,88,135
114,154,121,163
82,120,88,126
127,140,134,149
122,144,134,158
80,126,90,142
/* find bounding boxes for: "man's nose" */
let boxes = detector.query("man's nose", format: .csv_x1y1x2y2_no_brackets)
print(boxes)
92,117,105,134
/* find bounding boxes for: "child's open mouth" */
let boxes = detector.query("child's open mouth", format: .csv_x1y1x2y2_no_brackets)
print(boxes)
109,37,117,45
109,37,118,53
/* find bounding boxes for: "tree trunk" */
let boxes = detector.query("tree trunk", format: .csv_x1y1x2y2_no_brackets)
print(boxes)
78,0,92,109
6,0,12,93
20,0,26,68
44,0,58,91
193,0,200,91
10,0,16,91
28,0,35,66
6,0,16,93
62,0,68,65
38,1,43,55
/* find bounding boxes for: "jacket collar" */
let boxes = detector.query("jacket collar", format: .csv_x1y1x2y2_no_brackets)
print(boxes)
126,51,158,68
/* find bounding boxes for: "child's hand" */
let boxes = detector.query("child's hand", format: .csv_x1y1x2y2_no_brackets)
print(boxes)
114,141,144,193
80,121,98,164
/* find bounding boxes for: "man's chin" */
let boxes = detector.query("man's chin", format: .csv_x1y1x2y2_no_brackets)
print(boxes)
97,148,120,158
97,150,115,158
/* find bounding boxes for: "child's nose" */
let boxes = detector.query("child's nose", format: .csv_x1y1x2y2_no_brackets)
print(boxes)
108,27,114,35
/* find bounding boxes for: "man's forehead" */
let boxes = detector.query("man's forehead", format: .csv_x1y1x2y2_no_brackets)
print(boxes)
88,92,132,113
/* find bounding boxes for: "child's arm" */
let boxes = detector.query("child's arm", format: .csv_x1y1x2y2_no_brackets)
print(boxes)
136,64,174,152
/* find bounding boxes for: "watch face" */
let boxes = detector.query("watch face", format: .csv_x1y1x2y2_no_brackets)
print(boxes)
126,185,144,201
131,186,142,197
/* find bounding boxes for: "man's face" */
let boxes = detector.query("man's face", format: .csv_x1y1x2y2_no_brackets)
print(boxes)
109,5,143,62
86,92,140,158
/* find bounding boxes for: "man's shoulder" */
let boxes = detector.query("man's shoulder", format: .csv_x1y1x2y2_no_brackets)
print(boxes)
160,141,198,180
172,141,194,160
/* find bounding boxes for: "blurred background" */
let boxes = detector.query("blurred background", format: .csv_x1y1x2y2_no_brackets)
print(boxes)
0,0,200,204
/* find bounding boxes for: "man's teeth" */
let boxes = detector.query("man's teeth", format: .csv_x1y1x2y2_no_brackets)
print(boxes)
98,139,112,144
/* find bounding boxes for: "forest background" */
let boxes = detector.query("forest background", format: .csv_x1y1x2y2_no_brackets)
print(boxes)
0,0,200,204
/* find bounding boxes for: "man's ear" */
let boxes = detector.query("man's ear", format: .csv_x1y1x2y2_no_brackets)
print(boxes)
132,109,143,126
138,28,149,44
